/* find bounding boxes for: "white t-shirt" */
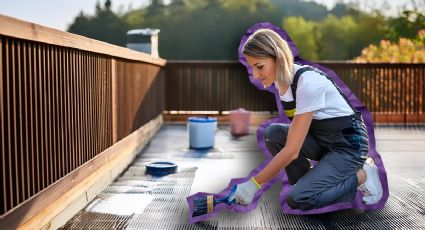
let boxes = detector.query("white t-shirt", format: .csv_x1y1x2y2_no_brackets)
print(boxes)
277,64,354,120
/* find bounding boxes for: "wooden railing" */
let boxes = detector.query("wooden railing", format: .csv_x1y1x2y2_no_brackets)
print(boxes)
165,61,425,124
0,14,166,227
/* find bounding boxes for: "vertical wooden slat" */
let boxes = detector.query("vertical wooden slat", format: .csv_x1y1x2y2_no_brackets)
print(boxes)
88,54,93,160
83,53,88,162
74,50,81,167
41,44,47,189
55,46,60,177
390,66,393,115
43,45,49,185
94,56,99,156
0,36,6,214
74,51,79,166
72,50,77,167
394,66,398,115
34,44,43,192
407,66,411,117
411,66,415,117
91,54,95,157
101,57,105,150
57,47,63,176
414,66,418,121
390,66,394,115
29,42,35,196
415,66,419,120
39,44,45,188
11,39,21,206
46,46,55,186
60,47,65,176
83,53,88,161
107,58,111,147
403,65,408,123
101,58,105,150
40,44,46,187
104,59,107,149
71,50,75,169
52,46,58,181
379,67,384,119
65,49,72,171
81,52,86,163
5,38,12,211
17,39,26,203
93,55,97,157
384,67,389,115
418,68,425,117
99,57,103,152
70,50,75,169
95,55,99,155
107,58,111,148
65,49,71,170
91,54,95,159
77,52,82,164
22,41,30,199
60,49,65,173
398,67,402,117
79,53,84,164
111,59,118,144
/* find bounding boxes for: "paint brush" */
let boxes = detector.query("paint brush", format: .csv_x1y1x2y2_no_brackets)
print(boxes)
192,185,237,217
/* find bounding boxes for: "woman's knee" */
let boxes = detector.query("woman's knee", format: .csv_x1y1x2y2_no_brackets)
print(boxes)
264,124,289,155
264,124,289,143
286,189,315,210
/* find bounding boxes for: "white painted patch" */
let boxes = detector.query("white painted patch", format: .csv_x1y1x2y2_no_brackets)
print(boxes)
88,194,154,215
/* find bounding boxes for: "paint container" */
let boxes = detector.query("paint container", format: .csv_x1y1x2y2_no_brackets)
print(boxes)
146,162,178,176
229,108,251,136
188,117,217,149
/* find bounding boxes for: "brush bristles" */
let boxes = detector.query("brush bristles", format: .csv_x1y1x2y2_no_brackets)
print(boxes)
192,195,214,217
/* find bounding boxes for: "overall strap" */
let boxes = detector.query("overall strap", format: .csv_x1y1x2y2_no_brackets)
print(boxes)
281,67,310,119
291,67,312,102
284,66,361,119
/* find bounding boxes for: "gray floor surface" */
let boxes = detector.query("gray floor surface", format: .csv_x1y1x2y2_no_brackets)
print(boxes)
62,124,425,229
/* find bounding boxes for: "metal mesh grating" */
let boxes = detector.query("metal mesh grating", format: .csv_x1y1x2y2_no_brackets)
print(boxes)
61,166,197,230
61,125,425,229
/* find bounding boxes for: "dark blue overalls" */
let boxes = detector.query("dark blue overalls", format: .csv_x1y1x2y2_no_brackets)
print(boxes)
264,66,369,210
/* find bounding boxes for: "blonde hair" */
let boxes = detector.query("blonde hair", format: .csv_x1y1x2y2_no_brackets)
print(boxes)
243,29,294,89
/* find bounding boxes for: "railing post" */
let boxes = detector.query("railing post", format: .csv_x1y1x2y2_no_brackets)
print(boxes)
111,58,118,144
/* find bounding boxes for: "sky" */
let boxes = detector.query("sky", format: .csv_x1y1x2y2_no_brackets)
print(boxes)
0,0,420,31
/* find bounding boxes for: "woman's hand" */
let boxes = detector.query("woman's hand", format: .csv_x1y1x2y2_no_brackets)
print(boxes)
229,177,261,205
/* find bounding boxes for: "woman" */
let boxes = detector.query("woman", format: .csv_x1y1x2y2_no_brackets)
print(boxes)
229,28,383,210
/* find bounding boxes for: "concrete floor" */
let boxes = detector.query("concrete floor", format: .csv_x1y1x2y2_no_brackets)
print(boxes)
62,124,425,229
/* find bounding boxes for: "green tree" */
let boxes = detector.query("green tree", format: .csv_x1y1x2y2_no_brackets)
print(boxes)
283,17,319,60
348,12,386,58
271,0,328,21
68,0,411,60
315,15,358,60
219,0,272,13
386,9,425,41
68,0,128,46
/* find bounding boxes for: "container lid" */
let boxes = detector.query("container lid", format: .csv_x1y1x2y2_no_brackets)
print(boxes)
188,116,217,123
230,108,251,114
127,28,160,36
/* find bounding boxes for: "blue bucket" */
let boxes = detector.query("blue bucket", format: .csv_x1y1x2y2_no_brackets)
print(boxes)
188,117,217,149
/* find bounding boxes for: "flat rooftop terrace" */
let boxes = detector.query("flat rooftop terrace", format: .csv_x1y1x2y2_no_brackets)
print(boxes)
61,124,425,229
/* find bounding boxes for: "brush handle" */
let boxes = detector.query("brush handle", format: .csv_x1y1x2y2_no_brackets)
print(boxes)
214,185,237,206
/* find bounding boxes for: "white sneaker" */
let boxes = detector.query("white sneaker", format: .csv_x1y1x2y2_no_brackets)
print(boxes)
358,163,383,205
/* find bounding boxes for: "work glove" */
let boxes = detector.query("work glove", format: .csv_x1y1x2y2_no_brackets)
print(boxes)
229,177,261,205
